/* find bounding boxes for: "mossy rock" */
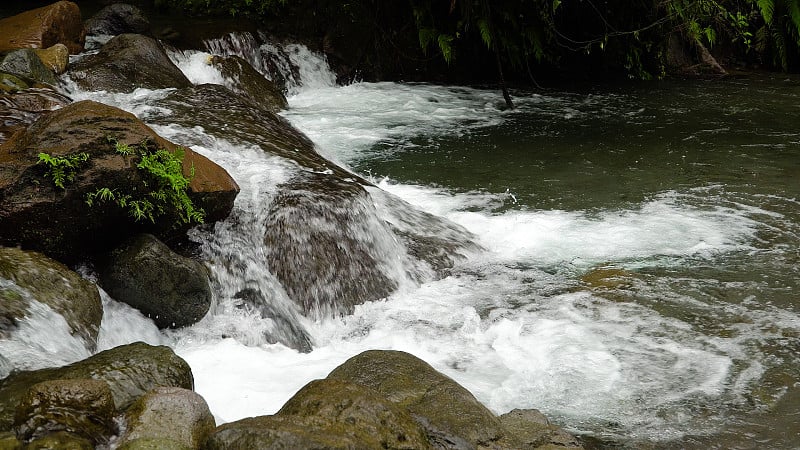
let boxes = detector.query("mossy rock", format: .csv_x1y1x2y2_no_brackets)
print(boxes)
117,437,191,450
24,431,92,450
120,387,215,449
0,247,102,350
14,379,116,444
0,431,21,450
327,350,512,448
0,49,57,86
499,409,583,450
0,73,29,92
0,343,193,431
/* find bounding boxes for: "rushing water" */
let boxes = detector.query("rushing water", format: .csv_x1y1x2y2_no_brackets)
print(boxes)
5,36,799,448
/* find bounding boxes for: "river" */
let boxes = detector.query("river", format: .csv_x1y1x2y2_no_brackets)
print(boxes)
7,38,799,448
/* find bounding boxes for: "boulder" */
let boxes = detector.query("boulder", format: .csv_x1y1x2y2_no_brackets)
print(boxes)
0,50,57,86
118,438,191,450
0,342,193,431
85,4,151,37
33,44,69,75
0,1,85,54
498,409,583,450
119,387,215,449
100,234,212,329
13,379,116,444
208,55,287,112
0,100,239,263
0,247,102,350
327,350,513,449
206,379,431,450
69,34,190,92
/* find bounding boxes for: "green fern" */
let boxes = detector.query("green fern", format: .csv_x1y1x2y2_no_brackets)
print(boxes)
37,152,89,189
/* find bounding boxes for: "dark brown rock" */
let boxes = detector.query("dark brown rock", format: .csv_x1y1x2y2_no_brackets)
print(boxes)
0,100,238,262
209,55,287,112
0,1,85,54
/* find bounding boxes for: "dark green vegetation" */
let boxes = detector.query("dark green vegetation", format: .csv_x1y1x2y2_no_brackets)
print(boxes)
85,139,205,225
156,0,800,82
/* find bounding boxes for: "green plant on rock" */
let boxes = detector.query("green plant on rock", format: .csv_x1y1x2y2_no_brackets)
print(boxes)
86,140,205,226
37,152,90,189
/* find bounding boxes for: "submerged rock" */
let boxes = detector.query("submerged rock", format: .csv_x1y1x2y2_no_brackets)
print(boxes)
0,342,193,431
101,234,212,329
70,34,190,92
0,247,102,351
119,387,215,449
0,1,85,54
85,4,151,37
0,100,238,262
232,288,312,352
13,379,116,445
0,50,57,86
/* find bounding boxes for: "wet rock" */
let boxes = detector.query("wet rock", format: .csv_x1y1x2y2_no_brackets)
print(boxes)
327,350,514,449
33,44,69,75
119,387,215,449
0,342,193,431
0,100,238,263
0,247,102,350
499,409,583,450
232,288,312,352
208,55,287,112
70,34,190,92
24,431,92,449
0,73,29,92
13,379,116,444
100,234,212,329
0,87,71,144
117,437,191,450
0,50,57,86
85,4,151,37
206,379,431,450
0,1,85,54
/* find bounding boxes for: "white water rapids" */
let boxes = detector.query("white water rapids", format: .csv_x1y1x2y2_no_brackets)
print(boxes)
5,37,798,446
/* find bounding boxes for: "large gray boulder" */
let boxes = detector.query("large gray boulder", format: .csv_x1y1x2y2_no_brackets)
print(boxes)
69,34,190,92
0,100,239,262
100,234,212,329
0,342,193,431
0,247,102,351
85,4,151,37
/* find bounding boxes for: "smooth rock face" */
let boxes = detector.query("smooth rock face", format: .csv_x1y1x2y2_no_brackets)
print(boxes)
0,100,238,262
206,380,431,449
0,342,193,431
0,247,102,350
0,50,57,86
13,379,116,444
101,234,212,329
327,350,511,449
85,3,151,37
33,44,69,74
120,387,215,449
0,1,85,54
209,55,287,112
69,34,190,92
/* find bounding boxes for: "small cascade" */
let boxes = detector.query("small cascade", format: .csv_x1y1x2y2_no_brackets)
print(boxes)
202,31,337,95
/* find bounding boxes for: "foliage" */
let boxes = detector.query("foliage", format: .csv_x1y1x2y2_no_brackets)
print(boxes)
37,152,89,189
155,0,287,16
86,140,205,225
753,0,800,69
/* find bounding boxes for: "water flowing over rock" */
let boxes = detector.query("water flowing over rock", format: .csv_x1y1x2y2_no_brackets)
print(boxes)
100,234,212,329
0,1,85,54
0,87,71,144
0,342,193,431
119,387,215,449
85,4,151,38
208,54,287,112
0,247,102,351
70,34,190,92
0,99,238,262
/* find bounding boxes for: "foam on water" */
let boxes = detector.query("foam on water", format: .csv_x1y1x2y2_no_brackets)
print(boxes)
28,40,798,445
